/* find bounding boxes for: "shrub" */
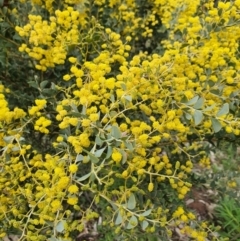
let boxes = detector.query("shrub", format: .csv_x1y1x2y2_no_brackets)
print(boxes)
1,0,240,240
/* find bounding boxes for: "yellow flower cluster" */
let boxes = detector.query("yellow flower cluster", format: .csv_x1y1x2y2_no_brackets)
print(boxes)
16,7,87,71
67,133,91,153
199,156,211,169
29,99,47,115
0,86,26,124
34,116,51,134
171,207,208,240
30,0,85,13
0,148,85,238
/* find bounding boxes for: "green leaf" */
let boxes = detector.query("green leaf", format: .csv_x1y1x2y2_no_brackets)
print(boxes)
141,209,152,217
40,80,49,89
194,97,204,109
121,83,127,90
3,136,14,143
12,146,20,152
28,81,39,89
125,141,134,151
77,172,91,182
110,94,115,102
90,173,96,182
126,215,138,229
71,103,79,113
127,194,136,210
109,201,118,211
184,112,192,120
205,68,212,76
141,220,149,230
124,95,132,102
56,220,66,233
95,147,106,158
48,238,59,241
119,149,127,164
211,118,222,133
109,111,118,118
185,95,199,105
2,6,8,14
76,154,83,162
111,125,121,139
89,153,99,163
81,105,86,115
95,135,103,146
115,211,123,225
203,104,215,112
106,145,112,159
216,103,229,117
194,110,203,125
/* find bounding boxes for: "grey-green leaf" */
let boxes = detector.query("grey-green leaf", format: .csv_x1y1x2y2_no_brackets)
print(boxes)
141,209,152,217
3,136,14,143
56,220,66,233
95,147,106,158
124,95,132,102
127,193,136,210
203,104,215,112
184,112,192,120
186,95,199,105
48,237,59,241
126,215,138,229
76,154,83,162
111,125,121,139
194,110,203,125
77,172,91,182
115,211,123,225
119,149,127,164
141,220,149,230
211,118,222,133
106,145,112,159
40,80,49,89
194,97,204,109
89,153,99,163
125,141,134,151
95,135,103,146
216,103,229,117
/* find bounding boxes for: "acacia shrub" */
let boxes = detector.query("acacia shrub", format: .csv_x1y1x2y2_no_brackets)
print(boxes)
0,0,240,240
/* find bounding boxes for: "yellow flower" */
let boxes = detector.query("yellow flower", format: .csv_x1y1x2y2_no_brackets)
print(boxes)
112,150,122,163
58,176,70,189
225,126,232,133
35,99,47,108
69,164,78,173
180,214,188,222
173,207,184,218
28,106,39,115
69,57,77,63
63,74,71,81
67,196,78,205
121,170,128,178
137,169,145,175
89,113,99,122
68,184,79,194
57,136,63,142
51,199,62,212
79,133,90,147
148,182,154,192
69,117,78,126
81,119,91,127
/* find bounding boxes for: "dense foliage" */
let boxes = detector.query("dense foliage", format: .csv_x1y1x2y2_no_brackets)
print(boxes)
1,0,240,240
